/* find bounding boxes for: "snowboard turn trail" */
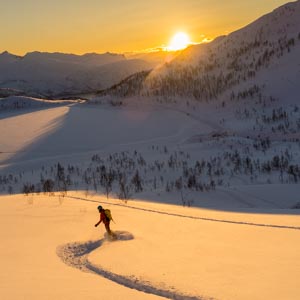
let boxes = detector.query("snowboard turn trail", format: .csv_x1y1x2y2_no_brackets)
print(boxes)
56,231,210,300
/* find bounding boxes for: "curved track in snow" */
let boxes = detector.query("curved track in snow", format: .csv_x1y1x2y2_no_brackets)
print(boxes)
57,231,207,300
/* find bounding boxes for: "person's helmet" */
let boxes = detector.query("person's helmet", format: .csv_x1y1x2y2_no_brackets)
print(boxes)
97,205,103,211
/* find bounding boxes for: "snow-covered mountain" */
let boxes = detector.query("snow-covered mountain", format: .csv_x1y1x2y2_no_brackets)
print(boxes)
142,1,300,102
125,50,181,66
0,51,154,97
1,3,300,300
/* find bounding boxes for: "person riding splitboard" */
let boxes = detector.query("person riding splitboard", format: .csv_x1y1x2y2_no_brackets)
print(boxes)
94,205,116,239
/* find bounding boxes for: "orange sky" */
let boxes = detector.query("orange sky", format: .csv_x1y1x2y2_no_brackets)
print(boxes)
0,0,290,55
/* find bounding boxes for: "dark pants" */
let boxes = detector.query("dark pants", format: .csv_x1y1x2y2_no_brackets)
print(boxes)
105,222,112,235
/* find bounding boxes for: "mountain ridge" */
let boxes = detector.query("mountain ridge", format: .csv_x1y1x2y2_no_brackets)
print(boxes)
0,50,154,97
141,0,300,102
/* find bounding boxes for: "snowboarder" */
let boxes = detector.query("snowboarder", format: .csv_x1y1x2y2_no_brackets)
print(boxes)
94,205,114,237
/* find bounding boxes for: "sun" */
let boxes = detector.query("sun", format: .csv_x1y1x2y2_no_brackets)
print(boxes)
167,32,191,51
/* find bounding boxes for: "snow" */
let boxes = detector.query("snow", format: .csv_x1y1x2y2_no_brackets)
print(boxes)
0,102,201,169
1,192,299,300
0,194,160,300
144,0,300,106
1,2,300,299
1,98,300,299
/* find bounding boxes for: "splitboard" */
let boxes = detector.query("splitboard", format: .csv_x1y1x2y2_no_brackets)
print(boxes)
104,231,134,242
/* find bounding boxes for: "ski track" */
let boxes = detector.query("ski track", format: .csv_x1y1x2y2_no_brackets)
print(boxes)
216,188,256,208
67,195,300,231
57,232,209,300
227,187,283,208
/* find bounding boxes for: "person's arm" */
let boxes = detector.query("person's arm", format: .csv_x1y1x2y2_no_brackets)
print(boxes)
95,213,104,227
95,220,101,227
95,215,102,227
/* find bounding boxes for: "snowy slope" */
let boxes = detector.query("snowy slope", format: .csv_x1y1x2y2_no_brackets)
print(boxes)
1,2,300,209
0,2,300,299
1,98,299,209
143,1,300,103
0,192,299,300
0,96,299,299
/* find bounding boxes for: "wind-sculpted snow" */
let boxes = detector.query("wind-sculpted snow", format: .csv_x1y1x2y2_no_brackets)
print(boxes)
57,232,209,300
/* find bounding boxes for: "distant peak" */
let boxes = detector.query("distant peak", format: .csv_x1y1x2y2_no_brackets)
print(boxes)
0,51,21,59
104,52,122,56
0,50,14,56
82,52,124,57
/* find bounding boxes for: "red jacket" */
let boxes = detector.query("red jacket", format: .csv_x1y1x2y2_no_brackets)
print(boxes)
98,210,109,225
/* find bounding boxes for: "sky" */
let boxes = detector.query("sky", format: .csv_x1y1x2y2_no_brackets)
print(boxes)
0,0,291,55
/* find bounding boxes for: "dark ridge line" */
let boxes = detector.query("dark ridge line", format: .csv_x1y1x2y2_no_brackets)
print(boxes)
66,195,300,231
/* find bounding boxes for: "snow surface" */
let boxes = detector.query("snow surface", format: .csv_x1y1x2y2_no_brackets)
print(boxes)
0,192,299,300
1,2,300,299
144,0,300,107
1,98,300,299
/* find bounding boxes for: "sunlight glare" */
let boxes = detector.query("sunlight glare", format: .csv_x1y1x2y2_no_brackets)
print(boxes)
167,32,191,51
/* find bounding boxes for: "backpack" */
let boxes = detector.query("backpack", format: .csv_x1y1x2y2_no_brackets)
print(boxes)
104,209,113,222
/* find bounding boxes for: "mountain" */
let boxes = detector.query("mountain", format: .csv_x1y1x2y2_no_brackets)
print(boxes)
0,51,153,98
142,1,300,103
21,51,126,67
125,50,181,66
0,51,21,64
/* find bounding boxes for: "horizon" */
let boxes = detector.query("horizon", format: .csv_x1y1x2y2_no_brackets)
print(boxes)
0,0,290,56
